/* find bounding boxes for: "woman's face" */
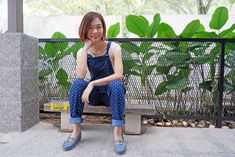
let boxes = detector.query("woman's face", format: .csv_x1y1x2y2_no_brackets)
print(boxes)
87,17,104,42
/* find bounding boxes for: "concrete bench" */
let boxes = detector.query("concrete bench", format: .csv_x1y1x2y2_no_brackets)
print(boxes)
43,100,155,135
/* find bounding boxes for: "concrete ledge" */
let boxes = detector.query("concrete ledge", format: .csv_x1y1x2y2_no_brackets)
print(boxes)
44,101,155,115
43,100,156,134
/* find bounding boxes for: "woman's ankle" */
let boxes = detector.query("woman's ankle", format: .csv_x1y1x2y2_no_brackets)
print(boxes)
71,124,81,136
114,126,123,140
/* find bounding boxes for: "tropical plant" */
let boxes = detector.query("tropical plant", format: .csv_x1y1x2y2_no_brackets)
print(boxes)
124,6,235,114
39,32,83,99
122,13,161,102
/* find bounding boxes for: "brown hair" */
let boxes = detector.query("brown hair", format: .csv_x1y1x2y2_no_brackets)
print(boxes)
79,12,106,42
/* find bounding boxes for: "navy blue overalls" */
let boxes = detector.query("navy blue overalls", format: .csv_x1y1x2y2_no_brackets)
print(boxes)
68,41,125,127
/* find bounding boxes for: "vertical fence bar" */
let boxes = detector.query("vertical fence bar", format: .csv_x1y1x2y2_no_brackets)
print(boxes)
216,41,225,128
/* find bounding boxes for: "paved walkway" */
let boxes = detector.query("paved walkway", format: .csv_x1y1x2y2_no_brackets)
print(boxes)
0,122,235,157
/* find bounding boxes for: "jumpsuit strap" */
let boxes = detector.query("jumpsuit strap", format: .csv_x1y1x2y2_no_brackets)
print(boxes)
105,41,112,55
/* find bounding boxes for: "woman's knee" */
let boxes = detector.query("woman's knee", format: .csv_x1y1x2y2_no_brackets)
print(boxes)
108,80,125,92
109,80,121,87
69,78,88,94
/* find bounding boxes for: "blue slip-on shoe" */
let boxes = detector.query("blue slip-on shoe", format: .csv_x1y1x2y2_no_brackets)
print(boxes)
63,132,81,151
114,135,126,155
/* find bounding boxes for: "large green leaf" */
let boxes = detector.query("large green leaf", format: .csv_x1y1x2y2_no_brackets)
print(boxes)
44,42,57,58
58,85,71,98
139,15,149,26
121,42,141,54
155,81,168,96
147,46,167,53
139,42,152,54
157,23,177,38
147,13,161,37
227,43,235,50
47,58,59,71
197,24,205,32
39,68,53,80
126,15,148,37
192,54,211,65
166,50,191,61
221,32,235,38
52,32,68,52
107,22,120,38
143,64,155,76
223,79,234,93
58,81,71,89
156,66,171,74
209,7,228,30
165,70,189,90
180,20,201,38
193,31,218,38
219,24,235,37
52,31,66,38
66,42,84,59
157,55,172,67
227,50,235,70
166,78,188,90
123,59,141,76
143,52,154,63
187,42,209,54
156,55,172,74
166,69,189,81
199,80,213,92
56,68,68,83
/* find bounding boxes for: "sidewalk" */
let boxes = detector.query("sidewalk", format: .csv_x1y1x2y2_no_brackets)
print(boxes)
0,122,235,157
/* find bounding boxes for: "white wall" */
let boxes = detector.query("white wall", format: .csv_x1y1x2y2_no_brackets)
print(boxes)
24,14,235,38
0,0,7,32
24,16,122,38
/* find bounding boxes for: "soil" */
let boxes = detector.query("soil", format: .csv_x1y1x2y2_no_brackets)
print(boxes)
40,112,112,128
40,112,235,129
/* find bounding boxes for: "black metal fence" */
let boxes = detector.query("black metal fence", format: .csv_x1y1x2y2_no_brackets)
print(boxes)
38,38,235,127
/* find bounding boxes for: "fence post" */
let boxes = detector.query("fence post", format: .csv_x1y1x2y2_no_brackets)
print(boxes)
216,41,225,128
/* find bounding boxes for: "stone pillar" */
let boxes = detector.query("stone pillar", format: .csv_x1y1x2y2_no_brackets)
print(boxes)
0,33,39,132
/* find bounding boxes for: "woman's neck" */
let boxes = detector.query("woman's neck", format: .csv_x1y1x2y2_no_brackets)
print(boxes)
90,40,106,55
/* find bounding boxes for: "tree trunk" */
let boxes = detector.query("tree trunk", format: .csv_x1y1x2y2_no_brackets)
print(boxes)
197,0,213,14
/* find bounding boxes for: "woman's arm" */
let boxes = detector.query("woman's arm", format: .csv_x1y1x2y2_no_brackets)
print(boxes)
75,40,93,78
75,49,88,79
90,48,123,86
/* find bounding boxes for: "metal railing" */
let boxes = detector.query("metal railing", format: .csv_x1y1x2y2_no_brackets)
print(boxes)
38,38,235,127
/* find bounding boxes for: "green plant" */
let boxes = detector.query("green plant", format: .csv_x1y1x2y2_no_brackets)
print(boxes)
122,13,161,102
124,6,235,115
124,14,160,82
194,7,235,97
107,22,120,38
39,32,83,99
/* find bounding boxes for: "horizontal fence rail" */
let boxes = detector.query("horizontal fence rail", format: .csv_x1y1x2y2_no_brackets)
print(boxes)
38,38,235,127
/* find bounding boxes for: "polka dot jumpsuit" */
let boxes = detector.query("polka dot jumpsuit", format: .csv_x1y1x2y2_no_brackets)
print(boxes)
68,41,126,126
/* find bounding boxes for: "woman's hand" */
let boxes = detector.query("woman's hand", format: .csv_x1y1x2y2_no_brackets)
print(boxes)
83,40,93,51
81,82,94,104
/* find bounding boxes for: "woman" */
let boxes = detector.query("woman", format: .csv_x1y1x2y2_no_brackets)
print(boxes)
62,12,126,155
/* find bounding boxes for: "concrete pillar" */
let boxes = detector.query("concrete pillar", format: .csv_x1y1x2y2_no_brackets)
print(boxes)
8,0,23,32
0,33,39,132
